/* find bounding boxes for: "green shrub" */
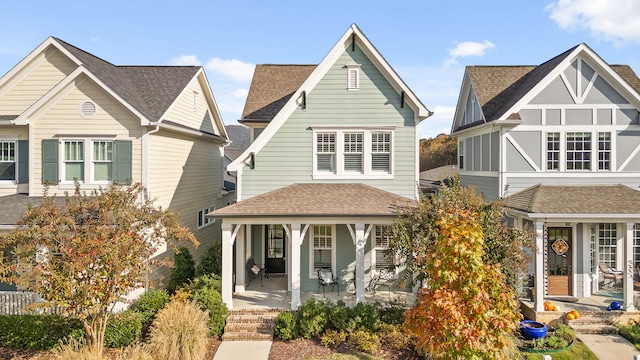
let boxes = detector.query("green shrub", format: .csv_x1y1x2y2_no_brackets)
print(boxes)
0,314,82,350
378,302,406,325
530,337,546,350
148,300,209,360
167,246,195,294
320,329,347,349
348,329,381,354
545,334,569,349
196,242,222,276
133,288,169,324
350,302,380,332
274,311,299,341
298,299,329,338
326,301,355,332
379,323,412,350
553,323,575,342
619,322,640,347
187,274,227,336
104,310,143,348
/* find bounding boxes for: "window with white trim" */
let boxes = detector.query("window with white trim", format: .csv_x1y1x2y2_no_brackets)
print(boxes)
566,132,591,170
55,138,130,185
634,224,640,271
458,140,464,170
197,206,215,229
313,129,393,178
546,132,560,171
0,141,15,180
598,132,611,171
93,141,113,181
598,223,617,268
346,64,360,90
63,140,85,181
310,225,334,276
373,225,392,271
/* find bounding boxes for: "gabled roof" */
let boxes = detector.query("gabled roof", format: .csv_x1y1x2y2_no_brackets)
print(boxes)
228,24,431,172
502,184,640,217
453,43,640,133
240,65,316,123
209,183,413,218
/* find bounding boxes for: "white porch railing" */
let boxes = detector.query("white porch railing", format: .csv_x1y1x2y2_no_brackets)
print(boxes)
0,291,63,315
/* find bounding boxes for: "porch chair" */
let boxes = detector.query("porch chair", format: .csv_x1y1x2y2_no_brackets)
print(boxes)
317,268,339,296
599,262,623,288
371,268,397,296
246,257,265,287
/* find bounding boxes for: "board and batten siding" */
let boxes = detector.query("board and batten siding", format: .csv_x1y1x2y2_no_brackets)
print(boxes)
162,76,219,136
148,128,225,261
460,174,500,202
0,47,76,116
31,76,142,196
241,45,417,200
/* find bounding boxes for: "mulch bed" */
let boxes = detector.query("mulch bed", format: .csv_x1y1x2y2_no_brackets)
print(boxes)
268,338,421,360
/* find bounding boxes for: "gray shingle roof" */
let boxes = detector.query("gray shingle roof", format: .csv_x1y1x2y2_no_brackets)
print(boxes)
209,183,413,218
0,194,66,226
240,64,316,123
54,38,200,122
502,184,640,215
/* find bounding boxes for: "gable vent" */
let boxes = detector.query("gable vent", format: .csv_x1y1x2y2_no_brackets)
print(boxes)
80,101,96,118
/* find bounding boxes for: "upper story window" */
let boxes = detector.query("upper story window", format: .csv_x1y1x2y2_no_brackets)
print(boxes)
313,129,393,179
42,138,132,186
197,206,215,229
566,132,591,170
598,132,611,171
346,64,361,90
0,141,16,180
458,140,464,170
547,132,560,171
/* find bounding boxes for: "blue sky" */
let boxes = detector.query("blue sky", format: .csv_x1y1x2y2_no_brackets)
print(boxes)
1,0,640,139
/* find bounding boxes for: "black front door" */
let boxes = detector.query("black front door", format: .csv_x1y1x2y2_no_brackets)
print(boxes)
265,224,286,274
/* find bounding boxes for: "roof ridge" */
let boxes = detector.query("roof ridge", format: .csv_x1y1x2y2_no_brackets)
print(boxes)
52,37,118,67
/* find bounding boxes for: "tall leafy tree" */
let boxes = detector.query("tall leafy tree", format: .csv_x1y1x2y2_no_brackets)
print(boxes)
390,178,531,358
0,183,197,356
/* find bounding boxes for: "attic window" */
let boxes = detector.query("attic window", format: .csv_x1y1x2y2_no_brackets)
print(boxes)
346,64,361,90
79,101,96,119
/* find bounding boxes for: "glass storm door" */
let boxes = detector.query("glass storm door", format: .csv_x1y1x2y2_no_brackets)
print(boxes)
547,227,572,296
265,224,286,274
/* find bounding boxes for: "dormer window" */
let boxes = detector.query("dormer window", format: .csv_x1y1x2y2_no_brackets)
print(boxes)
346,64,361,90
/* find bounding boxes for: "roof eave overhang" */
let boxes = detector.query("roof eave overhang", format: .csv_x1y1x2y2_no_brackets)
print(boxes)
451,119,522,137
155,121,228,144
206,214,398,225
505,209,640,221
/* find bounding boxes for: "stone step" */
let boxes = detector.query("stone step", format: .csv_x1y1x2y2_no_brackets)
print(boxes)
226,314,278,323
222,309,282,342
570,324,619,335
221,332,274,341
569,317,612,326
228,308,282,315
224,322,275,332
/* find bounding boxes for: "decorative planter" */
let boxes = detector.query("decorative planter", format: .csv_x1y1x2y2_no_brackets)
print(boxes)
520,320,548,339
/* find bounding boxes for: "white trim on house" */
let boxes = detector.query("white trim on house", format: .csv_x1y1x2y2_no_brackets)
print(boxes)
227,24,431,173
308,224,336,279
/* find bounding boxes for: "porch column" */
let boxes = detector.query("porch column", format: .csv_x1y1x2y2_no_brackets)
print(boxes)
624,222,635,311
290,224,302,309
221,223,235,309
354,223,366,304
534,221,545,312
234,226,246,293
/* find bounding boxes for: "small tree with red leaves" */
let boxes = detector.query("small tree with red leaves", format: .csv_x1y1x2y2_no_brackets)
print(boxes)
0,183,197,356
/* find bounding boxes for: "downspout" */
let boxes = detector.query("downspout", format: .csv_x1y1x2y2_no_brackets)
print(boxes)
142,123,160,197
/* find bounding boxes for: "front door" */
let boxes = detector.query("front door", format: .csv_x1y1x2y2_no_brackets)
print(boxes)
265,224,286,274
547,227,572,296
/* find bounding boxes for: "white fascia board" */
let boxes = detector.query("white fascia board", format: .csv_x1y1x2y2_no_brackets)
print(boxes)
156,122,227,143
228,24,430,172
14,66,148,126
450,119,522,137
526,213,640,220
215,216,397,226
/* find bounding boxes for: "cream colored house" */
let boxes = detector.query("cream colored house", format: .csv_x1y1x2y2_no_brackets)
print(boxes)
0,37,229,290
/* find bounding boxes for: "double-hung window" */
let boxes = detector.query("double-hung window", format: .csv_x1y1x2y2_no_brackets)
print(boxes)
63,140,114,183
546,132,560,171
93,141,113,181
64,141,85,181
0,141,15,180
598,223,617,269
373,225,392,271
566,132,591,170
598,132,611,171
313,129,393,178
310,225,335,276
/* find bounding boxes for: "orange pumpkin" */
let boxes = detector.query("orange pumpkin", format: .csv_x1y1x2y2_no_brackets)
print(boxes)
566,313,575,320
570,310,580,319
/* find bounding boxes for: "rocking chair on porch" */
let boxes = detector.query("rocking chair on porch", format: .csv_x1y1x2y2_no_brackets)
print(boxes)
246,257,265,287
599,262,623,288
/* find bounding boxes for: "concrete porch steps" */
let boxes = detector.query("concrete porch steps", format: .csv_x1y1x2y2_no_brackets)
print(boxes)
568,311,619,335
222,308,281,341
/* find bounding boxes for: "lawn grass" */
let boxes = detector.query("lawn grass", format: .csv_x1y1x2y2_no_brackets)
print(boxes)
521,340,598,360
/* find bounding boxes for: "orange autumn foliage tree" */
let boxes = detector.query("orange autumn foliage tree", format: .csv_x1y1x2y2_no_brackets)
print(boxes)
391,179,525,359
0,183,197,356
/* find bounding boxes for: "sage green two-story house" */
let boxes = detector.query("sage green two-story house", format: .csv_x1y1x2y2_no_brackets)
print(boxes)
210,24,431,310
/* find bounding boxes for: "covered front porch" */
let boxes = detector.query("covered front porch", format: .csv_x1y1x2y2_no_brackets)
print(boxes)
504,185,640,314
209,183,416,310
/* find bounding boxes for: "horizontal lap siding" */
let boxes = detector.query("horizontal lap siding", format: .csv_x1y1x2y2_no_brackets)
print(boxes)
148,130,225,262
31,77,142,196
0,48,76,116
242,46,417,199
163,77,218,135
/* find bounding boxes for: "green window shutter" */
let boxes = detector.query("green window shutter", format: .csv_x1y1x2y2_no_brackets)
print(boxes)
17,140,28,183
113,140,132,184
41,139,59,184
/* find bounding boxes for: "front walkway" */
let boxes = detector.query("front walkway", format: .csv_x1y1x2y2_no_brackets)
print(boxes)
232,276,415,309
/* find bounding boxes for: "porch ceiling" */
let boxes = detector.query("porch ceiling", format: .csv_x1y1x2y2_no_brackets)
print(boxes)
503,184,640,218
208,183,414,219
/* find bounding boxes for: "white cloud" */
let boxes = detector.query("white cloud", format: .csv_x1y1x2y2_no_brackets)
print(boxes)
205,58,255,83
546,0,640,45
419,105,455,140
169,55,202,66
232,88,249,98
445,40,496,66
